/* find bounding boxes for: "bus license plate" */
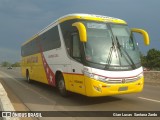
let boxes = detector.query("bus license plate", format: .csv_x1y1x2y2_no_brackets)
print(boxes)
118,86,128,91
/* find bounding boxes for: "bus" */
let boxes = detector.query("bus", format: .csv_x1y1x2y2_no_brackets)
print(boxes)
21,13,150,97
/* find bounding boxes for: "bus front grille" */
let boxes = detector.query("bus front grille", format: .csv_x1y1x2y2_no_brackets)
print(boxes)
105,76,140,84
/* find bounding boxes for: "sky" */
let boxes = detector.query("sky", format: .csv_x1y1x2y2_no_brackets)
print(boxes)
0,0,160,63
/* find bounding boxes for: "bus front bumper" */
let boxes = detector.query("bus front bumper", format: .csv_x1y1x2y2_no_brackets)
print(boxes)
84,76,144,97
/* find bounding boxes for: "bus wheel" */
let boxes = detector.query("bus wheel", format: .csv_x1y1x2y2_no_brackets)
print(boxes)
26,70,31,83
57,74,68,97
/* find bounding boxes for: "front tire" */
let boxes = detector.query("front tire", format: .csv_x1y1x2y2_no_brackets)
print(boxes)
57,74,68,97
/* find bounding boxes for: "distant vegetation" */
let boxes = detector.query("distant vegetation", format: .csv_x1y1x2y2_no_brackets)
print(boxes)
1,61,20,67
141,48,160,71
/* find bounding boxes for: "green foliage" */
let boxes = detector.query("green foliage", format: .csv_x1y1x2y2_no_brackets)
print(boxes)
141,48,160,70
1,61,11,67
140,54,147,67
11,62,20,67
1,61,20,67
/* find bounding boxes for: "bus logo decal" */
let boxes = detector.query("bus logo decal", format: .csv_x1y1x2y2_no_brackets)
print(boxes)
41,52,56,86
39,44,56,86
122,79,126,83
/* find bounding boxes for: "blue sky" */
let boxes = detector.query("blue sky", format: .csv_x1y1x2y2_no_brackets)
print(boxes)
0,0,160,63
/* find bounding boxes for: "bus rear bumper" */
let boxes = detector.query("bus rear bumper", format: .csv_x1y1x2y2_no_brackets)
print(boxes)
85,76,144,97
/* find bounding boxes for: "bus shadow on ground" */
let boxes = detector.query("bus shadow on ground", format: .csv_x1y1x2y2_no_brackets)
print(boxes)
19,78,122,106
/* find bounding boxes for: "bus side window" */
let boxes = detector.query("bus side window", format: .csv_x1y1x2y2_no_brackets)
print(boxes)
71,33,81,62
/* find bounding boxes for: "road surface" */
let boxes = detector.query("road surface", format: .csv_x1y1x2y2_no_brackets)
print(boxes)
0,67,159,120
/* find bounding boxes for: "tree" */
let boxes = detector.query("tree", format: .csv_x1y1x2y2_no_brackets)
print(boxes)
146,48,160,70
1,61,11,67
1,61,21,67
11,62,20,67
140,54,147,67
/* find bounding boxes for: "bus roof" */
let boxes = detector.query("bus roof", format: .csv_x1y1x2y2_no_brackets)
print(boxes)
57,13,126,24
22,13,127,46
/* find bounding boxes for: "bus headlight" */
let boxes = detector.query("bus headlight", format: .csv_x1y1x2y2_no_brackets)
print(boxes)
139,73,144,78
84,72,106,82
93,75,106,82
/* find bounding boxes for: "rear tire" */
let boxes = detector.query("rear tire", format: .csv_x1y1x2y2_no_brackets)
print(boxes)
57,74,68,97
26,70,31,83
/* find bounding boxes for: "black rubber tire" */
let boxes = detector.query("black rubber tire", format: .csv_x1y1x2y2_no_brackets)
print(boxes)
57,74,68,97
26,70,31,83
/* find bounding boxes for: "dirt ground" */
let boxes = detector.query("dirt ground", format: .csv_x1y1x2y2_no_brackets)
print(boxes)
144,72,160,86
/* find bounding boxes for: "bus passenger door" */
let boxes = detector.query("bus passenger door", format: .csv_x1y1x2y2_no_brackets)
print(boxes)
70,33,86,95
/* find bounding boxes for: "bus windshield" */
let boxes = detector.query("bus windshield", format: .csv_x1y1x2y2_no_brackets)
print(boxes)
83,21,141,70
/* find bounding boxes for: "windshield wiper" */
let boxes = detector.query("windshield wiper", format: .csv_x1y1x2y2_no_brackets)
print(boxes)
115,37,136,69
105,36,118,69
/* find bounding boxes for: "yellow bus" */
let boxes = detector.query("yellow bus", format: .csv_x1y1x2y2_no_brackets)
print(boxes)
21,13,150,97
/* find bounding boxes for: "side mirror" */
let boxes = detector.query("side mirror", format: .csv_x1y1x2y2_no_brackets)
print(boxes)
131,28,150,45
72,22,87,42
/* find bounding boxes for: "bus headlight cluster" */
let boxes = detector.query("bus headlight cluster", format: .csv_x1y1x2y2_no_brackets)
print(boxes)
84,71,106,82
138,73,144,78
93,75,106,82
84,71,144,83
